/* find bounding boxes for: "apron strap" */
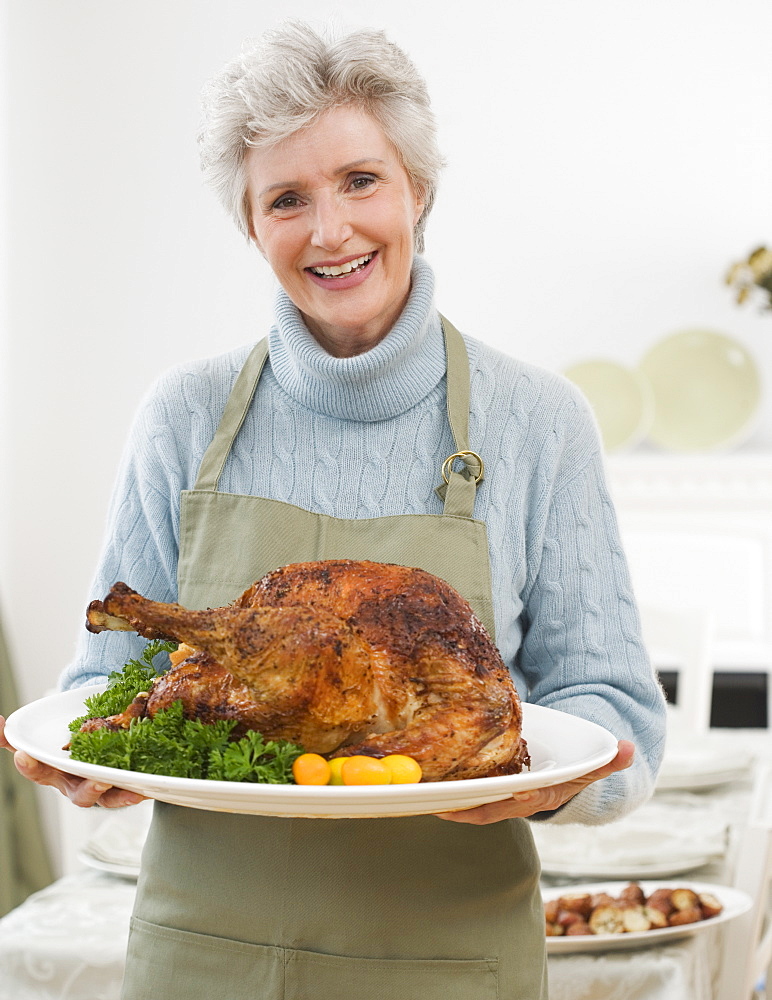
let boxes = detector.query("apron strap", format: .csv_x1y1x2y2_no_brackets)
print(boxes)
436,316,483,518
193,340,270,492
192,319,483,520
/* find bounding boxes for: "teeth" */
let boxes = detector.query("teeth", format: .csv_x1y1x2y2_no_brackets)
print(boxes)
311,253,373,277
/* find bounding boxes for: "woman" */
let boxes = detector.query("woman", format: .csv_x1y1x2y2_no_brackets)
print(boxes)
1,21,665,999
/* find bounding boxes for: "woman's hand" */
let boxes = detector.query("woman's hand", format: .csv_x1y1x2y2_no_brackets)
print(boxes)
0,714,146,809
435,740,635,825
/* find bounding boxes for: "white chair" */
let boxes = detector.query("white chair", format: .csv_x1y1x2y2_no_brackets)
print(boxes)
716,761,772,1000
638,603,715,738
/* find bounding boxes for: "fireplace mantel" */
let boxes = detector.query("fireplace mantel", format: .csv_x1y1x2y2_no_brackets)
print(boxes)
607,451,772,513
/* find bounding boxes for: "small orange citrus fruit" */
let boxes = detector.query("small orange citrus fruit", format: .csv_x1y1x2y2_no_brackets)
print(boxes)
381,754,422,784
292,753,331,785
341,756,392,785
328,757,347,785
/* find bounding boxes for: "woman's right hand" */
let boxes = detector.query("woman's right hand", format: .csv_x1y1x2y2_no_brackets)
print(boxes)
1,714,146,809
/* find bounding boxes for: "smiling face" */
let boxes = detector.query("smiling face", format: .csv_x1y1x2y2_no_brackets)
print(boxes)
244,105,425,357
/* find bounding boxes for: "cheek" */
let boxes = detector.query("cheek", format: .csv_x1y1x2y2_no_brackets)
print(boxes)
257,228,300,273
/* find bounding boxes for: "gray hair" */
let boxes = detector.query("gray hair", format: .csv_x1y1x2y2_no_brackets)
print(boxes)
198,22,443,253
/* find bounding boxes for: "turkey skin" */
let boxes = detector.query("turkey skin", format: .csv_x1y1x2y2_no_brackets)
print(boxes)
84,560,529,781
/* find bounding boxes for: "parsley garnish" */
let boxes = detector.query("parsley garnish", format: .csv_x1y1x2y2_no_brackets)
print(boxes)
68,638,177,733
68,641,305,783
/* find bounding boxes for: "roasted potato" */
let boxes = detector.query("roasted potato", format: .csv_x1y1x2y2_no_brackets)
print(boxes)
543,883,724,939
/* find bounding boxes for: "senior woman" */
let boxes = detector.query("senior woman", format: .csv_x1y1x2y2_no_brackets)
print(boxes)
1,21,665,1000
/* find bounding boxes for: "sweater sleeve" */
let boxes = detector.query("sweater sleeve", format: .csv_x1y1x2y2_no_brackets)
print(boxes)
517,388,667,825
58,378,187,691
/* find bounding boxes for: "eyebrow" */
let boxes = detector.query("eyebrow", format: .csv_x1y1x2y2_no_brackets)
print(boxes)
258,158,388,198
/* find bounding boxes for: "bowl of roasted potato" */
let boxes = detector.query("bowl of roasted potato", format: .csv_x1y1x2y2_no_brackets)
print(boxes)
542,881,752,952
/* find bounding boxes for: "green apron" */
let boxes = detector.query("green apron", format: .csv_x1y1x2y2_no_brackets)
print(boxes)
121,319,547,1000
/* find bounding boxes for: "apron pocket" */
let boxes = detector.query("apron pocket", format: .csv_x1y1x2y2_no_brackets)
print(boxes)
122,918,500,1000
285,946,499,1000
122,917,284,1000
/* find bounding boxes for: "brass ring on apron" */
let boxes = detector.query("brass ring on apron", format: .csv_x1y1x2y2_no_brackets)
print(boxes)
441,450,485,485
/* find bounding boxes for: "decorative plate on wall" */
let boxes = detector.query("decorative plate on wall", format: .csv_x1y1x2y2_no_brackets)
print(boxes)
638,329,761,452
562,359,654,452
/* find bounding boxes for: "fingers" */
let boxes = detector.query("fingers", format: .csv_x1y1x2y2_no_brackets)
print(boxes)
0,715,16,752
586,740,635,781
435,787,562,825
564,740,635,794
14,749,145,809
436,741,637,825
94,787,148,809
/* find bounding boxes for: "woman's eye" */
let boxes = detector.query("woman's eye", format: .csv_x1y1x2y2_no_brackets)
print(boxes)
272,195,300,210
350,175,376,190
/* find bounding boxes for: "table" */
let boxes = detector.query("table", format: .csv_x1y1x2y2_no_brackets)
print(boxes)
548,939,717,1000
0,870,134,1000
0,867,727,1000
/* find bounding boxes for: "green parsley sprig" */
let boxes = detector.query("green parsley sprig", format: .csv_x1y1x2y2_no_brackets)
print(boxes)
67,640,305,783
68,638,177,733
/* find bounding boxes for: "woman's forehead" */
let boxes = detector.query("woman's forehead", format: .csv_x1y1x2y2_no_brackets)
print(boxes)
245,107,399,190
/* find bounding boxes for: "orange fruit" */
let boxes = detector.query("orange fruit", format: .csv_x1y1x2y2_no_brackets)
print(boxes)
328,757,347,786
292,753,331,785
341,756,392,785
381,754,422,784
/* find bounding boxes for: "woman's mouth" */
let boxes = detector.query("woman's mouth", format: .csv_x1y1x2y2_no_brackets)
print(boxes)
307,252,375,279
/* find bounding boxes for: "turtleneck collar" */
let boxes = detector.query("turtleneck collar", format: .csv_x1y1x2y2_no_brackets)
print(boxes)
267,256,446,422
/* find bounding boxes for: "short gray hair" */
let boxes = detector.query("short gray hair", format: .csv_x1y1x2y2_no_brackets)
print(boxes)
198,22,443,253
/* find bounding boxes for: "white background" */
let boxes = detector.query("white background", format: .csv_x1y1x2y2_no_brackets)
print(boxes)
1,0,771,704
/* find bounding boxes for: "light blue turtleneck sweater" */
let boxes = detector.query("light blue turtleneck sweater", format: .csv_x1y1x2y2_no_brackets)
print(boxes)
60,257,666,824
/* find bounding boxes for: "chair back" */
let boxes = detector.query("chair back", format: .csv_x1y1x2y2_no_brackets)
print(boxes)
638,603,715,737
715,761,772,1000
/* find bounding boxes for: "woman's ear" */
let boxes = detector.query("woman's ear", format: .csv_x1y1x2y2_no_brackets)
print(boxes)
411,182,426,228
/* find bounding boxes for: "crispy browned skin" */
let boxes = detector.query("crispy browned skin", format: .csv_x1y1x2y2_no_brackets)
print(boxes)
85,560,528,780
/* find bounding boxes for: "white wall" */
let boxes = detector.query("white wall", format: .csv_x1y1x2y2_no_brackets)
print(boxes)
2,0,772,705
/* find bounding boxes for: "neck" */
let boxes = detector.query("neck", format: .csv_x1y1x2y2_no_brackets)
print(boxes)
301,288,412,359
268,255,446,422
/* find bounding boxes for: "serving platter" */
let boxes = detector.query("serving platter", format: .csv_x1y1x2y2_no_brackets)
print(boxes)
5,686,618,818
543,880,751,953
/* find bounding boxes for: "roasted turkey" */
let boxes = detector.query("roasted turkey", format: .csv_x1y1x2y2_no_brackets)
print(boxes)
84,560,528,781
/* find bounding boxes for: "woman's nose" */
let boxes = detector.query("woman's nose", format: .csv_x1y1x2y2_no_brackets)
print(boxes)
310,195,354,251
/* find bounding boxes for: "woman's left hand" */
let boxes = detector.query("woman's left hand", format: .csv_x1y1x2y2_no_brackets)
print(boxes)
434,740,635,825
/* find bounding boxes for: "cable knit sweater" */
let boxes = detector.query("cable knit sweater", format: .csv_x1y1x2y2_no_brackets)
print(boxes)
60,256,666,824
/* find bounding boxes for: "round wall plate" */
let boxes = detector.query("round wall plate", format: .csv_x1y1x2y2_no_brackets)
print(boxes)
638,329,761,452
563,359,654,452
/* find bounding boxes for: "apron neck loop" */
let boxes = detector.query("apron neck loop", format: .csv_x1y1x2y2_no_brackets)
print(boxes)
192,317,483,521
435,316,483,519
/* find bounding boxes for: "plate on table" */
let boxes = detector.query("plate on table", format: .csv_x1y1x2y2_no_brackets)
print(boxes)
75,800,152,880
5,687,618,819
540,855,717,880
76,850,141,880
534,794,727,880
656,744,752,792
543,880,751,953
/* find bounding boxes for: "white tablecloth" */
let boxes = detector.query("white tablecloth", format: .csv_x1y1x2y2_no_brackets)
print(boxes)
0,870,133,1000
0,868,723,1000
548,938,716,1000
